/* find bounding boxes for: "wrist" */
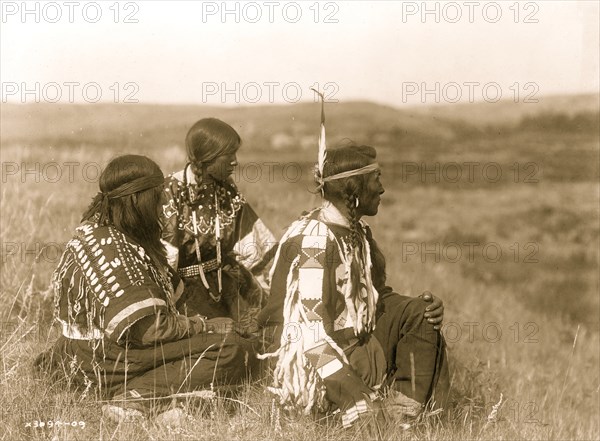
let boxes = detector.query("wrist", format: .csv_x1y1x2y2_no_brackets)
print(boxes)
190,315,207,334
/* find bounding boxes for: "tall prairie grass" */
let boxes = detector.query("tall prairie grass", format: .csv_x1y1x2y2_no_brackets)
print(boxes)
0,103,598,440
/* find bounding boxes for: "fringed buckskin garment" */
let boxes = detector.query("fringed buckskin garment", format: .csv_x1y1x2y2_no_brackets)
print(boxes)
162,168,277,332
35,221,259,399
258,202,449,427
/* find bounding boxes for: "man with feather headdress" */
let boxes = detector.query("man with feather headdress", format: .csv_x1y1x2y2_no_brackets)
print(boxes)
258,92,449,428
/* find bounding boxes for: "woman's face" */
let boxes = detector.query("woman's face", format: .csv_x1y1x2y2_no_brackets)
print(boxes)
357,170,385,217
205,151,239,182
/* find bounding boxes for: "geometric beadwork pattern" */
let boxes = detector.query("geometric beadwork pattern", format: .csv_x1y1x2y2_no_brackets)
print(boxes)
304,341,340,371
302,298,324,321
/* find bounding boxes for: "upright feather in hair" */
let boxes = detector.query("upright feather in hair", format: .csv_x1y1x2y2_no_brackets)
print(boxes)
311,88,327,189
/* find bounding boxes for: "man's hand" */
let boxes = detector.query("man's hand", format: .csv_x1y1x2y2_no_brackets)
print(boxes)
419,291,444,330
205,317,235,334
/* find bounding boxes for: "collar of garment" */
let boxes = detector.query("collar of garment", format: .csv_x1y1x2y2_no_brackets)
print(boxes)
319,199,351,228
184,164,197,185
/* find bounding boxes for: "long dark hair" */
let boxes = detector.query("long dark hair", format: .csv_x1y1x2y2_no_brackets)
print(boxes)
185,118,241,182
321,145,387,289
82,154,167,268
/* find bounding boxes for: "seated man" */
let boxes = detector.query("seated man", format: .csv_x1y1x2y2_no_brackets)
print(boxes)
35,154,259,422
258,142,449,429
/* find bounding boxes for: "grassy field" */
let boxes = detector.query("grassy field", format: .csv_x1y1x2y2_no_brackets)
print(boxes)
0,99,598,440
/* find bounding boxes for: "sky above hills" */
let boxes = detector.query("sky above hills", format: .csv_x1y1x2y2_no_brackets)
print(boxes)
2,1,598,107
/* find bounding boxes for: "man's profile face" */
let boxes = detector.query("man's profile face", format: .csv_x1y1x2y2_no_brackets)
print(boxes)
358,170,384,217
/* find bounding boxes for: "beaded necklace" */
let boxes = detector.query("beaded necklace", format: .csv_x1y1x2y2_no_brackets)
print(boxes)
181,163,244,302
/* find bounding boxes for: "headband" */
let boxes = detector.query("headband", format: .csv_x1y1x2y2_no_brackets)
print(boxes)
104,174,164,199
97,174,164,224
321,163,380,183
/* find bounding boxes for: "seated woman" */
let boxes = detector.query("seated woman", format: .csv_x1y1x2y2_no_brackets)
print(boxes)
258,103,448,429
35,154,259,422
161,118,276,333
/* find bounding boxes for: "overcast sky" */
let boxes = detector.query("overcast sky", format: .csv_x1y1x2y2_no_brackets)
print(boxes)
1,0,598,106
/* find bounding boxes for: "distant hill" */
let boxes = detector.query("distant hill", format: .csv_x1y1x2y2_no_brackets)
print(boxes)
1,93,597,153
407,93,599,127
0,100,456,149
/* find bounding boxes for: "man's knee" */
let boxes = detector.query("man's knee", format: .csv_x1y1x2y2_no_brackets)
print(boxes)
403,298,438,340
404,297,429,321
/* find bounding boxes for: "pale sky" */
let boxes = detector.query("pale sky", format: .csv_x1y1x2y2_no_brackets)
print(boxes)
1,0,598,106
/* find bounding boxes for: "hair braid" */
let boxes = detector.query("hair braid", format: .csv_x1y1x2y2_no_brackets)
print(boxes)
344,190,363,322
182,162,206,207
190,161,203,185
344,191,361,251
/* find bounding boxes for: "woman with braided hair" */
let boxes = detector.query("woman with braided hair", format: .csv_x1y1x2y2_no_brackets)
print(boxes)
35,155,259,422
257,104,448,429
161,118,277,334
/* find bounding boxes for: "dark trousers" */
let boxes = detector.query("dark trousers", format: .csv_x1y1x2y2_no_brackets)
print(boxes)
260,293,450,409
373,292,450,407
35,332,260,400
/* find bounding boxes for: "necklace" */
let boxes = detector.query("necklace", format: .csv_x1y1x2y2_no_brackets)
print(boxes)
182,163,247,303
181,163,244,236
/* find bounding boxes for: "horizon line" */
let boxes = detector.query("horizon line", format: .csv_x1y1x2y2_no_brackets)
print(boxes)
2,91,599,111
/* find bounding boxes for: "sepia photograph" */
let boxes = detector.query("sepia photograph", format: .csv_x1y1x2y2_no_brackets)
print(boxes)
1,1,598,439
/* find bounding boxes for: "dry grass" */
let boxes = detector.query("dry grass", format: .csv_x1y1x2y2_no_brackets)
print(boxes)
1,120,599,440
